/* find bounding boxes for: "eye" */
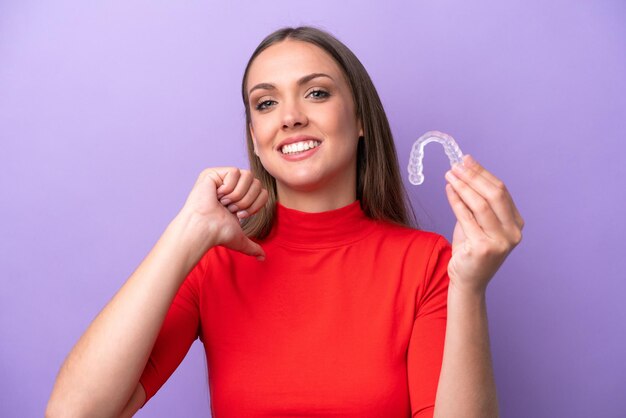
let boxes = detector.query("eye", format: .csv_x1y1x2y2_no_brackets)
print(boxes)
308,89,330,99
255,99,276,111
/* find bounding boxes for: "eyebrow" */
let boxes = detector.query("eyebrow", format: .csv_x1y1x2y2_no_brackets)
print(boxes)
248,73,335,96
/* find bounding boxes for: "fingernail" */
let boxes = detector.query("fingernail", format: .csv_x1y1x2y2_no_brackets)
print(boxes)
452,162,466,173
445,170,457,182
220,198,231,205
227,203,239,212
217,193,224,199
256,255,265,262
236,210,249,219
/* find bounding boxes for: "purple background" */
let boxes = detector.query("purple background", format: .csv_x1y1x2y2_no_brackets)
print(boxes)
1,1,624,417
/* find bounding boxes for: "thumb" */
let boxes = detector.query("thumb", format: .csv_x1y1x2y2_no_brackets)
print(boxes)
236,236,266,261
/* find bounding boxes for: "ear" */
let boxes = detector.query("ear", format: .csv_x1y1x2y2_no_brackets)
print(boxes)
249,124,259,156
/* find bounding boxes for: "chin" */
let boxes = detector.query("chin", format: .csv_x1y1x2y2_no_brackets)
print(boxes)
279,177,325,193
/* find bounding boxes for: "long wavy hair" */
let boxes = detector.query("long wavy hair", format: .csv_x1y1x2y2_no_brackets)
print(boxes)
240,26,417,239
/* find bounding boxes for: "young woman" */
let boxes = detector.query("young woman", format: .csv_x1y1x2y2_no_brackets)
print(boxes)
47,26,524,418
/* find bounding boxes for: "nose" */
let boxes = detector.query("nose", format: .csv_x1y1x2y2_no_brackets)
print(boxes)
281,99,308,129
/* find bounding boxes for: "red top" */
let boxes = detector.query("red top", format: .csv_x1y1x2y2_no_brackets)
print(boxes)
139,200,451,418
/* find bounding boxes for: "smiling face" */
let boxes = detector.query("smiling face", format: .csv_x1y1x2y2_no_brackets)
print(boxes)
245,39,363,210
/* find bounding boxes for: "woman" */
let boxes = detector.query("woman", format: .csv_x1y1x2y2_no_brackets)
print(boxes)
47,26,523,417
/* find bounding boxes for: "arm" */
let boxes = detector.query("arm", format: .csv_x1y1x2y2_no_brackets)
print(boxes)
433,284,498,418
118,384,147,418
433,155,524,418
46,168,268,418
407,237,450,418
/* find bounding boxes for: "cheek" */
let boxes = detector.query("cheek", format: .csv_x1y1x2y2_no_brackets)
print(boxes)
250,117,276,146
311,102,352,133
326,103,359,138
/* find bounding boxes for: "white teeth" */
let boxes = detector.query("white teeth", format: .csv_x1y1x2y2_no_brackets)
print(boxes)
281,140,321,155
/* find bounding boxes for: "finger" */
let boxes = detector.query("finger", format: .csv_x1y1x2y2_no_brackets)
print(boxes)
235,236,266,261
237,187,269,219
460,155,500,187
233,179,267,218
445,183,484,240
221,170,254,207
454,155,524,229
445,170,502,238
195,169,221,200
238,179,263,208
464,154,524,228
215,168,241,197
508,193,525,230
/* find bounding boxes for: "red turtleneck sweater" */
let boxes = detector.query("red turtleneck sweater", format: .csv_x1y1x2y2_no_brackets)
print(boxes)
139,201,451,417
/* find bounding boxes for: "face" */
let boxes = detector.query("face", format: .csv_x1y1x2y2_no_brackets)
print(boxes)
246,40,363,200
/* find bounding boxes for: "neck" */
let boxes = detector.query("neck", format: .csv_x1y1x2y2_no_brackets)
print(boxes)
269,199,374,248
276,181,357,213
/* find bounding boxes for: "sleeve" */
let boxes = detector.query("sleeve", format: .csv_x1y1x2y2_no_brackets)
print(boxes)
407,236,451,418
137,254,208,407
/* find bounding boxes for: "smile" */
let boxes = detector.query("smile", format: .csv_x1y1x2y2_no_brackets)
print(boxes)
280,140,321,155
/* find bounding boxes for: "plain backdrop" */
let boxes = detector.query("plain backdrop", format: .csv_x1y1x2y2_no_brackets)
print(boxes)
1,1,624,417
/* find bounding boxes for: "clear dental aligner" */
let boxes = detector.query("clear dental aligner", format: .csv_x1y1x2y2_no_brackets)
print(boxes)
408,130,464,185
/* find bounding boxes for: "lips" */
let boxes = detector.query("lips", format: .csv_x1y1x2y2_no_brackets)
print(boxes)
277,135,322,161
281,140,321,155
277,135,323,151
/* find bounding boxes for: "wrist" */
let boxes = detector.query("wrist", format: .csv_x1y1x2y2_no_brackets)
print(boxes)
446,281,489,331
167,210,218,264
448,279,488,301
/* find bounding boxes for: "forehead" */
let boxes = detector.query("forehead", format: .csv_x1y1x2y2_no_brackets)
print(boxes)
247,40,345,88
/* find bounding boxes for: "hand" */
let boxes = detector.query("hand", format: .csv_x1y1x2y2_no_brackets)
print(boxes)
180,167,269,260
444,155,524,294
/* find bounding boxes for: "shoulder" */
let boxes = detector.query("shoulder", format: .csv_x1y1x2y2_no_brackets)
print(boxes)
185,245,235,283
354,218,451,272
369,218,450,253
365,220,451,294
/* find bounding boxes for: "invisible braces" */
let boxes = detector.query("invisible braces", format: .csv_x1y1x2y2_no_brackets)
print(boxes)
408,131,464,185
